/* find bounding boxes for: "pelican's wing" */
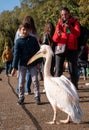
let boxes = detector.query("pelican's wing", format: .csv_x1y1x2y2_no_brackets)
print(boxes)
51,75,79,100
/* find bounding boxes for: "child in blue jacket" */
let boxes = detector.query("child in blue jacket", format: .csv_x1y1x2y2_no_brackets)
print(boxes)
11,23,41,105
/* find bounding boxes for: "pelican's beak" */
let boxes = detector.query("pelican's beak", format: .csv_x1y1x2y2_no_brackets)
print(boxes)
27,50,43,65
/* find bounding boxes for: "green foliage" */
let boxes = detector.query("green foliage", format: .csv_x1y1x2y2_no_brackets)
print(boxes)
0,0,89,64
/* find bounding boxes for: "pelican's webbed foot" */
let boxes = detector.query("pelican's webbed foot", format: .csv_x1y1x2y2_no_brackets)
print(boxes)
60,115,70,124
46,120,59,125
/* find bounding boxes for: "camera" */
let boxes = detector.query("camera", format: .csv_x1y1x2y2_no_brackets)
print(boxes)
62,19,69,26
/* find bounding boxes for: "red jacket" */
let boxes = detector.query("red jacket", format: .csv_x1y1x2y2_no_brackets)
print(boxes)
53,16,80,50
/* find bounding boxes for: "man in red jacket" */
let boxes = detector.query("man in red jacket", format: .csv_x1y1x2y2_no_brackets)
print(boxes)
53,7,80,90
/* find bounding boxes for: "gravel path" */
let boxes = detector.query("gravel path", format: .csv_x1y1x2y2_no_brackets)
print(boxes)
0,70,89,130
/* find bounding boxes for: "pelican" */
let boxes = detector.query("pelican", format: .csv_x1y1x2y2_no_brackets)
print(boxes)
27,45,83,124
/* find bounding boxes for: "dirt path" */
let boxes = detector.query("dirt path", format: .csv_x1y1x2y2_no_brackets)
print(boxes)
0,70,89,130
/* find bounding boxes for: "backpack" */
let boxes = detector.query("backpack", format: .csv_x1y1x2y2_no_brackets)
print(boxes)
78,25,89,50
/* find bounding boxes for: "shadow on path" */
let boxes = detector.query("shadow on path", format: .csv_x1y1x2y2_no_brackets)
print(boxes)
7,76,43,130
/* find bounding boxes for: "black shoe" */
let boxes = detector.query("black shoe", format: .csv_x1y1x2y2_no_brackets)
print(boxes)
18,97,24,105
0,78,2,81
75,86,79,90
35,96,41,105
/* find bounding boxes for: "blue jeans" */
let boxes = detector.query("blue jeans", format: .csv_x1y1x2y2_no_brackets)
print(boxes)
5,61,12,75
18,66,40,98
55,50,79,89
25,70,32,93
78,67,86,77
16,66,32,95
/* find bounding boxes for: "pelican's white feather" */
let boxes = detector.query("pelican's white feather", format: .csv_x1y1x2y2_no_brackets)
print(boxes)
44,76,82,123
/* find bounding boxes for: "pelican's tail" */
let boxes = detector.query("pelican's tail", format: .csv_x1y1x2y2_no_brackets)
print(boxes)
70,102,83,123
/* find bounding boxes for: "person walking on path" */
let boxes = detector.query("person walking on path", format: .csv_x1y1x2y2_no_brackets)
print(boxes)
2,44,13,76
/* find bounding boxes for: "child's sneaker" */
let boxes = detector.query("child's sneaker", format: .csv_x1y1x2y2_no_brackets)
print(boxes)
18,97,24,105
25,92,31,95
35,96,41,105
43,88,46,93
85,83,89,86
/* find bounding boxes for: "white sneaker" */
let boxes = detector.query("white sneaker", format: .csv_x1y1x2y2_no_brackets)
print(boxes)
85,83,89,86
24,92,29,95
43,89,46,92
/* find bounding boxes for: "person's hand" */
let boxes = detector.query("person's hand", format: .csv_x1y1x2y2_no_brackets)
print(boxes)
11,68,17,76
65,23,69,28
57,30,62,36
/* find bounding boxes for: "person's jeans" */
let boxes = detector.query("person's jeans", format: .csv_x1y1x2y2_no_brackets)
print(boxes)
55,50,79,89
5,61,12,75
55,53,65,77
67,50,79,89
18,66,40,98
25,70,32,93
16,66,32,95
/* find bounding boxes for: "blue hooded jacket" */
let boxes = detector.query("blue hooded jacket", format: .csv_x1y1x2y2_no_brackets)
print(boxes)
12,35,41,69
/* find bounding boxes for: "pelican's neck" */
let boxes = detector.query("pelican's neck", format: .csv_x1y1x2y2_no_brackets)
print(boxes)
44,55,52,77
